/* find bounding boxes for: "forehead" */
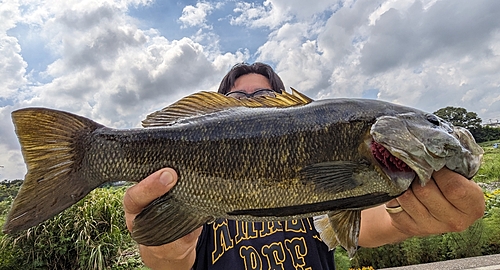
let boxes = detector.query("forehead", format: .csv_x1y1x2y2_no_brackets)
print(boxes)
231,73,272,93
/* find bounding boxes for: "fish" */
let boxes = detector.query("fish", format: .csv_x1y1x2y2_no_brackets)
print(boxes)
3,89,483,257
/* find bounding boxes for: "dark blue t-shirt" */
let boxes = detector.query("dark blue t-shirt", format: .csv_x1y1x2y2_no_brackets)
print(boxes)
193,218,335,269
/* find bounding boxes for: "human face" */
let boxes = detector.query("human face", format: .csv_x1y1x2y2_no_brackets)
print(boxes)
229,73,273,95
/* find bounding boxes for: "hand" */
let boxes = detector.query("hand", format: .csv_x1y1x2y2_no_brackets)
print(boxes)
359,168,485,247
387,168,485,237
123,168,202,270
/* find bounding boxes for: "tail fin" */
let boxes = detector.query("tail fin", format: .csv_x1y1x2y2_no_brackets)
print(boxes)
3,108,104,234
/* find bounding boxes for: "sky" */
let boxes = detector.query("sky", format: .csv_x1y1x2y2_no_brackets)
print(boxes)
1,0,500,180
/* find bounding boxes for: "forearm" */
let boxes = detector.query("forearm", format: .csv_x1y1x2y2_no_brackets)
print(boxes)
358,205,411,247
139,243,197,270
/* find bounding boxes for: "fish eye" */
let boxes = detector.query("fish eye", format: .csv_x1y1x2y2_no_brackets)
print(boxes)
426,114,441,126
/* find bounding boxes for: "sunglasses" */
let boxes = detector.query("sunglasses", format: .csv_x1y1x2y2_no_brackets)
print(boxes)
225,89,277,99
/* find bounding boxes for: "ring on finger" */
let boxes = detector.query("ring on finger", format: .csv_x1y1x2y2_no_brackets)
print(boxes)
385,205,404,214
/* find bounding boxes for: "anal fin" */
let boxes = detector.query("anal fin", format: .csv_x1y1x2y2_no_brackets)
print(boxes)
132,193,213,246
313,214,339,250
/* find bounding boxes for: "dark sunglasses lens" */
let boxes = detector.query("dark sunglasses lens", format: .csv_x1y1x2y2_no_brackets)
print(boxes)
252,90,276,97
225,92,248,99
225,89,276,99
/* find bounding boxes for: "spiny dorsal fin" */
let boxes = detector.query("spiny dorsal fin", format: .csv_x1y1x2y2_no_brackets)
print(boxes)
142,89,313,127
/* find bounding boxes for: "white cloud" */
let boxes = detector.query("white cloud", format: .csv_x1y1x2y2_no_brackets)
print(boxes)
0,0,27,100
256,0,500,124
0,0,250,179
231,0,288,29
257,22,331,94
3,0,500,180
0,36,27,100
271,0,340,19
11,1,246,127
360,0,500,75
178,2,215,29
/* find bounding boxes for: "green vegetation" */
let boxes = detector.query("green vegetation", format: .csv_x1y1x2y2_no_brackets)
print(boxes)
434,106,482,130
1,138,499,269
0,186,144,270
475,140,500,184
434,106,500,143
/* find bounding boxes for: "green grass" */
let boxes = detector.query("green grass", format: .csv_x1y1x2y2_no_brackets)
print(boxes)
0,187,144,270
475,140,500,183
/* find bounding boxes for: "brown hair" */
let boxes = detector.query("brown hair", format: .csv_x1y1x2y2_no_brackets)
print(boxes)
217,62,285,94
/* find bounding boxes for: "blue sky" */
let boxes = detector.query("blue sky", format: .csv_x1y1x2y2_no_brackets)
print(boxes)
1,0,500,180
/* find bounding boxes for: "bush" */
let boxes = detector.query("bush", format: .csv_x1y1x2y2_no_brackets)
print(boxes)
483,190,500,255
474,145,500,184
351,219,487,269
351,187,500,269
334,248,352,269
442,220,487,259
0,187,144,270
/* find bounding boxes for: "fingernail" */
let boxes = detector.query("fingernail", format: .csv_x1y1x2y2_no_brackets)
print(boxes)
159,171,173,186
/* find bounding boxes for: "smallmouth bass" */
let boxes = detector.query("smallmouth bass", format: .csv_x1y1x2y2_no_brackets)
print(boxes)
3,89,483,257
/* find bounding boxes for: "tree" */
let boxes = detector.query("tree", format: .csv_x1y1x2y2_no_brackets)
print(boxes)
472,125,500,143
433,106,482,130
433,106,500,143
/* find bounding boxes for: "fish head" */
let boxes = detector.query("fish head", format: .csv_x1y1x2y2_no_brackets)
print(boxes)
369,112,483,187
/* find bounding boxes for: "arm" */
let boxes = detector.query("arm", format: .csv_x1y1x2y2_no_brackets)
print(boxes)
123,168,202,270
358,168,485,247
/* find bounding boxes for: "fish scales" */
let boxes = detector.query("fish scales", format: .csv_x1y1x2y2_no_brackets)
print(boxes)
82,100,395,213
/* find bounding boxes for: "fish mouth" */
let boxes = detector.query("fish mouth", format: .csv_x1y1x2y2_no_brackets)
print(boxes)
370,140,416,190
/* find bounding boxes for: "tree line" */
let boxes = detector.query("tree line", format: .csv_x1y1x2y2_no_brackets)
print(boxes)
434,106,500,143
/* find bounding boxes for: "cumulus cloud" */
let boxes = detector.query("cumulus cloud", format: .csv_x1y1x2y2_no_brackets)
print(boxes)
231,0,289,29
0,0,27,100
2,0,500,180
14,1,244,126
178,2,216,29
255,0,500,124
271,0,340,19
256,22,331,94
0,0,249,179
360,0,500,74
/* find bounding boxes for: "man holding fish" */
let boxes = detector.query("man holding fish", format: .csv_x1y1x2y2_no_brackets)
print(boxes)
123,63,485,269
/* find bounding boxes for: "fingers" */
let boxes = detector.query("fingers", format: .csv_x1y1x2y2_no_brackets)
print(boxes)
123,168,178,232
433,168,485,215
386,185,433,236
385,198,400,208
388,168,485,237
431,168,485,229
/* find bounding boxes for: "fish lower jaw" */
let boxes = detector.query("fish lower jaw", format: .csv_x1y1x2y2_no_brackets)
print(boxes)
374,156,417,193
386,170,416,193
369,141,417,192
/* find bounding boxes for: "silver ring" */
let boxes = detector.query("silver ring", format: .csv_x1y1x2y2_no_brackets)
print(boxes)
385,205,404,214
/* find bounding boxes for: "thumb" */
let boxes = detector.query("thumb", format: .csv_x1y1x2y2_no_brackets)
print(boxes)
123,168,178,216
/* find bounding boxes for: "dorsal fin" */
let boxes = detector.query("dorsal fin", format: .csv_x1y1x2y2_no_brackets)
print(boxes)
142,88,313,127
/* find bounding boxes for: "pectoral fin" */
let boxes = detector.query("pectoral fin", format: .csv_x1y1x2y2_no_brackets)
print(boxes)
313,210,361,258
300,161,363,193
132,193,213,246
